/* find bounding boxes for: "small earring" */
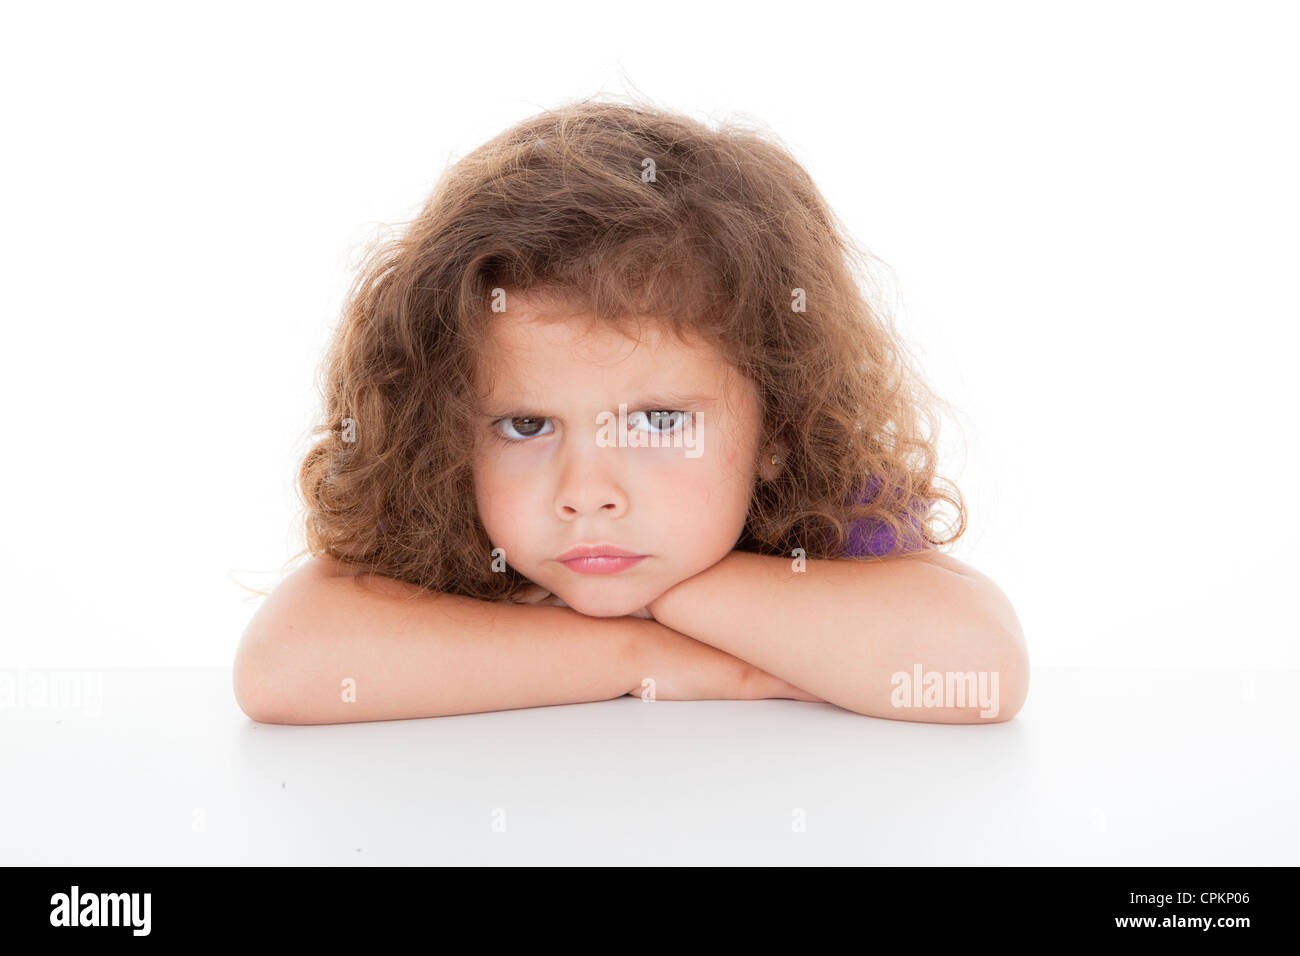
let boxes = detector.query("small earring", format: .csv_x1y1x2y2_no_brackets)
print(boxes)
770,454,780,466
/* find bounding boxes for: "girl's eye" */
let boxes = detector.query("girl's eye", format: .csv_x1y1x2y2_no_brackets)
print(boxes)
628,410,688,434
494,417,554,443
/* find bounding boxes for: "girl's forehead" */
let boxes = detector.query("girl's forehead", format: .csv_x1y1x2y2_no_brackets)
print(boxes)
474,310,755,414
484,304,695,350
480,309,724,377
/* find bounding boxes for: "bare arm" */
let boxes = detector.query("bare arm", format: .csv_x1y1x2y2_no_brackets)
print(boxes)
647,549,1029,723
233,555,648,724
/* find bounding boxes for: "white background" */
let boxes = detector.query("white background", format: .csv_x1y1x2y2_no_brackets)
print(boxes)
2,0,1296,671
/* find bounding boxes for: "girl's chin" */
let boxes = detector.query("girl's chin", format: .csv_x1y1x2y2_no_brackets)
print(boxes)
565,603,629,619
558,592,646,619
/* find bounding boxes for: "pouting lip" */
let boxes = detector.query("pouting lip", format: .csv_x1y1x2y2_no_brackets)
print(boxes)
557,544,644,562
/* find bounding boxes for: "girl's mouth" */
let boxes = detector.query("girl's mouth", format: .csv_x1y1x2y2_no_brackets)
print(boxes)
559,554,647,575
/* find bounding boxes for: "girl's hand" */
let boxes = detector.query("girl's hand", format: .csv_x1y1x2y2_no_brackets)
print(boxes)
743,666,826,703
511,585,822,702
509,583,569,609
625,619,825,703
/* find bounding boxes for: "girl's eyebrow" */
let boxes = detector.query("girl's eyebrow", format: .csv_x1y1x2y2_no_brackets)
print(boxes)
628,391,716,408
481,391,716,417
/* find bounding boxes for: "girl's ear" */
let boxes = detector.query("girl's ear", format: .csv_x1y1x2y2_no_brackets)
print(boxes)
758,441,787,482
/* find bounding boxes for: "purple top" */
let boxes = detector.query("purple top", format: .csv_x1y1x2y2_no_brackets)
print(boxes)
840,477,933,558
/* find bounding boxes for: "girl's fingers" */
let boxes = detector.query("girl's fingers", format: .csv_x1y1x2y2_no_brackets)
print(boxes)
512,584,570,608
510,584,550,604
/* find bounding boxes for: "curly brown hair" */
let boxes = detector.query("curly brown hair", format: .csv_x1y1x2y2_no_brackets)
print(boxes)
292,93,966,601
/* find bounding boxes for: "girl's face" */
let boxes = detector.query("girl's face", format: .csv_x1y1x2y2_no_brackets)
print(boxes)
471,300,779,618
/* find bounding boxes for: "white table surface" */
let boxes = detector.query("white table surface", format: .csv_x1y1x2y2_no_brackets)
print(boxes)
3,665,1296,865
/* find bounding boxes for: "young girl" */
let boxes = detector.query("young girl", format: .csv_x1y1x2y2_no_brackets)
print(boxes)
233,96,1028,726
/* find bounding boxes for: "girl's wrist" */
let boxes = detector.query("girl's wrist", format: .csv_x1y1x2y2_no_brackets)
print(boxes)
646,576,686,622
621,616,668,696
647,550,744,625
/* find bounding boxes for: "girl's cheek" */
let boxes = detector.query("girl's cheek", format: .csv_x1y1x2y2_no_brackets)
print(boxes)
664,470,727,522
723,437,738,467
473,472,517,538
